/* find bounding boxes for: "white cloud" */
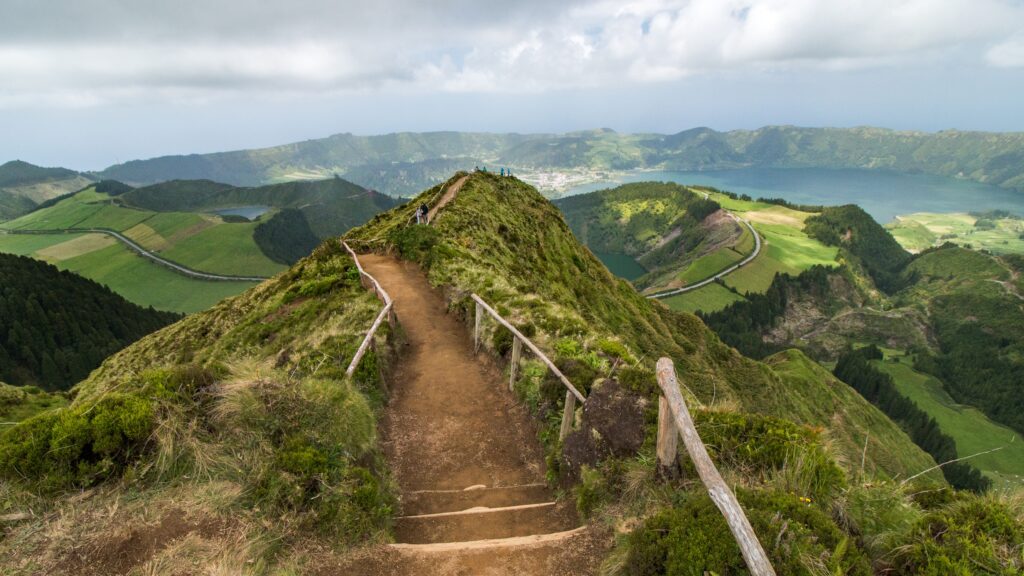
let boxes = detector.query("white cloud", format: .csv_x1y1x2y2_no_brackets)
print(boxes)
987,35,1024,66
0,0,1022,106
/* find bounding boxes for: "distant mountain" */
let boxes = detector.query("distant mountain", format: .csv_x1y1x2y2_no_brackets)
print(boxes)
0,253,179,390
95,127,1024,196
0,160,94,219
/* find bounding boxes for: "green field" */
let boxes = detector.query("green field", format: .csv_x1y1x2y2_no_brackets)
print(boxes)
661,193,838,308
0,188,284,277
0,233,258,313
887,212,1024,254
660,282,746,314
874,355,1024,491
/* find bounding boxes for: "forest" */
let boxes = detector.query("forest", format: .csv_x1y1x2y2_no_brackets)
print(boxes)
833,346,991,492
0,254,179,389
804,205,911,292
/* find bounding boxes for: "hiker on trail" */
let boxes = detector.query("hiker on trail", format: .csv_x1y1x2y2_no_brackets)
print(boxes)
419,203,429,224
500,168,505,177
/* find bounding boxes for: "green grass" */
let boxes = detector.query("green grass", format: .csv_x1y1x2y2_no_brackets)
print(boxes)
724,226,839,294
0,232,86,255
3,198,102,230
160,221,285,277
873,356,1024,491
73,204,154,231
677,250,743,284
661,282,745,314
888,212,1024,255
58,244,259,313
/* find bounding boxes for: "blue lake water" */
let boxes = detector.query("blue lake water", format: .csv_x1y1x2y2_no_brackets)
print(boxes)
593,252,646,280
563,168,1024,223
211,205,271,220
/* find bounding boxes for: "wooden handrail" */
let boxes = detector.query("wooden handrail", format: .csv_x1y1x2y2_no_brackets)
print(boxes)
343,241,395,378
471,293,585,440
655,358,776,576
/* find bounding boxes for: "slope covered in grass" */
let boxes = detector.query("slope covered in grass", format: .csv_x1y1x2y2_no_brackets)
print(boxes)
0,239,399,572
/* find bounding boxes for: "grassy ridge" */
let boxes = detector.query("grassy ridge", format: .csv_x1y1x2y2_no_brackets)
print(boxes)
347,172,938,482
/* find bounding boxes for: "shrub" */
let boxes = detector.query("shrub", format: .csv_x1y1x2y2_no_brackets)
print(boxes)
389,224,439,263
625,489,871,576
0,393,154,490
694,410,845,499
892,495,1024,575
575,465,609,519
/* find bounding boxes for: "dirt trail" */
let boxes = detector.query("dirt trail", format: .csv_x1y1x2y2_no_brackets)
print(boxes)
361,254,547,490
427,175,469,224
337,254,603,575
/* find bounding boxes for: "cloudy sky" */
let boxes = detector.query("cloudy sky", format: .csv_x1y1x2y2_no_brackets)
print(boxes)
3,0,1024,169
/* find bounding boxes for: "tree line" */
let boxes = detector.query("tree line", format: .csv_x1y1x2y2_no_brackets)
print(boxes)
833,345,990,492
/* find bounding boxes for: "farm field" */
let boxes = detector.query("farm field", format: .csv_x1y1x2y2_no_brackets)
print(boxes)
660,282,745,314
887,211,1024,254
0,232,257,313
0,187,283,276
874,354,1024,491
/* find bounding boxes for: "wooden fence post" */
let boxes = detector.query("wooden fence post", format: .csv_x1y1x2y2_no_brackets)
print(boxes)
559,390,576,440
656,357,776,576
509,336,522,391
656,395,680,479
474,301,483,352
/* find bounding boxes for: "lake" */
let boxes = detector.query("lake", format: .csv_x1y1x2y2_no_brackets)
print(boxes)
211,205,271,220
563,168,1024,223
594,252,646,280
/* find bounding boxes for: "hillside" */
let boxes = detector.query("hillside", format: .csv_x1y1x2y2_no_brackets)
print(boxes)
0,160,94,219
94,127,1024,196
3,172,1021,575
556,183,838,313
120,177,399,239
0,253,179,390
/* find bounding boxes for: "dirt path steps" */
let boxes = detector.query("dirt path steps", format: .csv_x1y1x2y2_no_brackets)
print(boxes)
331,254,604,576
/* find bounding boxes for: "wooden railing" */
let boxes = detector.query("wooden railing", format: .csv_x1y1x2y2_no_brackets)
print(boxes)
655,357,776,576
343,241,395,377
471,294,586,440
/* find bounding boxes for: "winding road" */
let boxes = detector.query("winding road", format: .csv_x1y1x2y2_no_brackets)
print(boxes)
3,228,270,282
646,213,762,299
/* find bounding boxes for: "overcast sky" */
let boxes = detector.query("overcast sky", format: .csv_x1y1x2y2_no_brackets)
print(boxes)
3,0,1024,170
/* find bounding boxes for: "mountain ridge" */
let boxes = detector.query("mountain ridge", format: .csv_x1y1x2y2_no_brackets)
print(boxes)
90,126,1024,196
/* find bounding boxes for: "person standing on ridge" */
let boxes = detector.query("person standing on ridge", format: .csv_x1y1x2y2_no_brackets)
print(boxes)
419,203,429,224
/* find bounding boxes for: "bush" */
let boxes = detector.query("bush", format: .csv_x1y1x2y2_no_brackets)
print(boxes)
389,224,439,263
693,410,845,499
893,495,1024,575
625,489,871,576
0,392,154,489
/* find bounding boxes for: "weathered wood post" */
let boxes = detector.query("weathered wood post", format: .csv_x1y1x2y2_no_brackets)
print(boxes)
656,357,776,576
656,395,680,479
474,301,483,352
559,389,576,441
509,336,522,391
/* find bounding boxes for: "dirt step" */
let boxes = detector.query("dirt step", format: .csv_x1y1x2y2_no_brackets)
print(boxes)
332,525,608,576
394,501,579,545
402,484,552,516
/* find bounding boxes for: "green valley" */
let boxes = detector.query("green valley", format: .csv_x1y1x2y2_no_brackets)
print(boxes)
888,210,1024,254
0,177,399,313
